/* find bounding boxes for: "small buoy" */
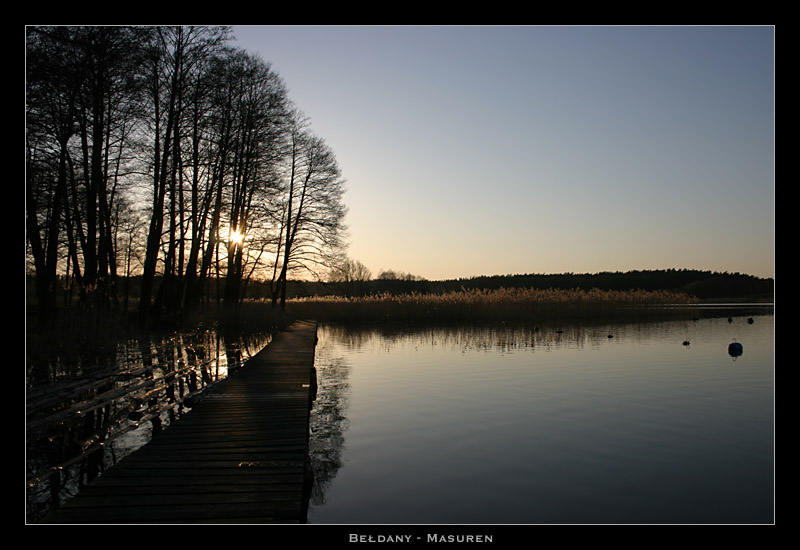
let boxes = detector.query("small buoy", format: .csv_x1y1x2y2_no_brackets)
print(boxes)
682,340,691,346
607,334,614,338
747,318,754,324
727,317,733,323
728,340,744,358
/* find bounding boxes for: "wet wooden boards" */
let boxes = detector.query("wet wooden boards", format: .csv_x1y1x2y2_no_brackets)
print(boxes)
43,320,318,524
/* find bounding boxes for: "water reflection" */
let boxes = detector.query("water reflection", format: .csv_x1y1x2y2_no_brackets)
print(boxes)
27,305,773,524
307,353,350,509
307,307,774,524
25,324,273,523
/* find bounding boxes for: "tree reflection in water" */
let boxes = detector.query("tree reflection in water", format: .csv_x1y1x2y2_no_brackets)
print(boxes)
305,310,773,524
308,351,351,510
25,325,272,523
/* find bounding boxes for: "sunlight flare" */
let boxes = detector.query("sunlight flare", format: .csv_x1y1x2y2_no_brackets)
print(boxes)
229,228,244,245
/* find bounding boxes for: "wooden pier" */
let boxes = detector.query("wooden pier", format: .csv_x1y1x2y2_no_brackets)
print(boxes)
43,320,319,524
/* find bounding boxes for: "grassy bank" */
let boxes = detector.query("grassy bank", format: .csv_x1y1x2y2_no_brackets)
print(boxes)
286,287,700,324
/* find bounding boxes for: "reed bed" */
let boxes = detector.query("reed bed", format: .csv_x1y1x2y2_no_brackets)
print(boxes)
286,287,699,324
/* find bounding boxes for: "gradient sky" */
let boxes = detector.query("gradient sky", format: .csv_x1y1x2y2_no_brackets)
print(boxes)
233,25,774,281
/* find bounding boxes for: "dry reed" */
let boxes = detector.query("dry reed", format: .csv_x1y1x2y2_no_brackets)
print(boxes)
286,287,698,323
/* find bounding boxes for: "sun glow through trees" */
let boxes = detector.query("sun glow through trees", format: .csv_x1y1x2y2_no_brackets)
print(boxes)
229,228,245,246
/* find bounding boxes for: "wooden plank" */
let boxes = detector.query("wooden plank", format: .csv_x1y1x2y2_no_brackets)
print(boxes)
42,320,318,524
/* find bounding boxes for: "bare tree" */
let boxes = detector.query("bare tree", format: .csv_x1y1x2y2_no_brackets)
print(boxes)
221,51,290,308
330,257,372,297
271,115,348,310
26,27,79,324
26,26,145,319
138,26,230,324
27,26,349,327
114,198,148,311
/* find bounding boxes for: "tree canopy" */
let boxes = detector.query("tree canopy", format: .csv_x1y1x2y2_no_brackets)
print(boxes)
26,26,348,326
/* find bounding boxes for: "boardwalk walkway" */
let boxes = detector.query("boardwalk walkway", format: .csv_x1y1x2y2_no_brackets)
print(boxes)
43,320,319,524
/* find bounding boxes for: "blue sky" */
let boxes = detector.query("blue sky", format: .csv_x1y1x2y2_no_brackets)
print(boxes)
233,25,774,280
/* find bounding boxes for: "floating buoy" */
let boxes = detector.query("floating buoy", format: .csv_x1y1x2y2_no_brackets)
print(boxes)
728,340,744,358
747,317,754,324
682,340,691,346
727,317,733,323
607,334,614,338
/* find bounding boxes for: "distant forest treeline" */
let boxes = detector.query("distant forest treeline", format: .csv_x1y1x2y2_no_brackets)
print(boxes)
25,269,772,323
282,268,773,301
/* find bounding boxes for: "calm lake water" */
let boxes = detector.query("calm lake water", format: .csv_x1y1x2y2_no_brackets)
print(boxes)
306,310,774,524
26,324,274,523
